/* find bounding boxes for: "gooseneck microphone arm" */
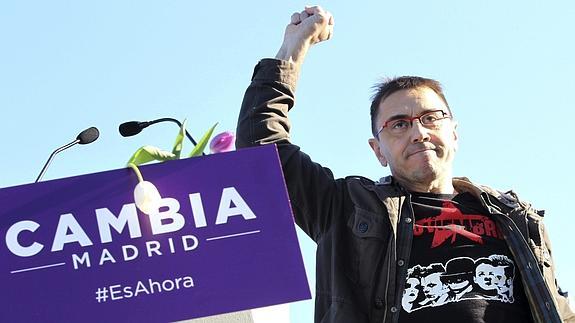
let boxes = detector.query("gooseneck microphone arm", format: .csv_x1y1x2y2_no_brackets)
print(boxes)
35,127,100,183
35,140,80,183
147,118,199,146
119,117,204,155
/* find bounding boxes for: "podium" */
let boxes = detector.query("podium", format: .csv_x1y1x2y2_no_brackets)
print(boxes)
1,145,310,322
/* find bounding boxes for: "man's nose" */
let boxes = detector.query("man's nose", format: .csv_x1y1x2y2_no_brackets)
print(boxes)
409,119,431,143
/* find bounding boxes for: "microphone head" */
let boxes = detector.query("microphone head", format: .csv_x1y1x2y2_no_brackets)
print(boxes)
119,121,146,137
77,127,100,144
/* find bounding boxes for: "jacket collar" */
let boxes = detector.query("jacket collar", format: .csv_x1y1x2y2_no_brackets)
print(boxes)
375,175,520,211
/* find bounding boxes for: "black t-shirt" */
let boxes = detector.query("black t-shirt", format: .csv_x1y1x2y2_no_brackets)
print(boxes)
398,192,534,323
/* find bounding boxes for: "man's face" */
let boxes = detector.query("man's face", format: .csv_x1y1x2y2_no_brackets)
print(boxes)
446,276,470,292
403,277,420,302
422,273,445,300
491,265,511,292
475,263,497,290
368,87,458,189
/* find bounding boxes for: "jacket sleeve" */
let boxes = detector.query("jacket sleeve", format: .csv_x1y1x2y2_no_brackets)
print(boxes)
236,58,346,242
541,224,575,322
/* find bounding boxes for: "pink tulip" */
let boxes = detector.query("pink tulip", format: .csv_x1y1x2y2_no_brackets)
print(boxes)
210,131,235,153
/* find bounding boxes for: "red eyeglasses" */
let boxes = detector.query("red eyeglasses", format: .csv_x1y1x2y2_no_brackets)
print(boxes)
375,110,450,138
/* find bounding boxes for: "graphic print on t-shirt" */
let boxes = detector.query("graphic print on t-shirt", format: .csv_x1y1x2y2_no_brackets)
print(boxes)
413,200,503,248
399,192,533,322
402,254,516,313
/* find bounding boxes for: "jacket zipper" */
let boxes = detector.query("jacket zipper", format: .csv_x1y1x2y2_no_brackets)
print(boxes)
382,195,405,323
381,241,392,323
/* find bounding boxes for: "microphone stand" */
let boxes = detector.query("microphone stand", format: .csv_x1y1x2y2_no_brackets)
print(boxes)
148,118,199,146
35,139,80,183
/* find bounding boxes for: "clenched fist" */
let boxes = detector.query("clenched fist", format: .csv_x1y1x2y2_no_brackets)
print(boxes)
276,6,334,66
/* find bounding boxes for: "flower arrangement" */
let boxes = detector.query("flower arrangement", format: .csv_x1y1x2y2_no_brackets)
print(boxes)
126,121,235,214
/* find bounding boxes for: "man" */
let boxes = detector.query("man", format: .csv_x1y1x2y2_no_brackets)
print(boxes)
440,257,475,302
236,5,574,323
489,254,516,303
419,264,448,307
474,257,502,299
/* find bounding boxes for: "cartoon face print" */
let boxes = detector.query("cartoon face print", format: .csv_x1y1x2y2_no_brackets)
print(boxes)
475,263,498,291
403,277,421,303
422,272,446,301
446,276,470,292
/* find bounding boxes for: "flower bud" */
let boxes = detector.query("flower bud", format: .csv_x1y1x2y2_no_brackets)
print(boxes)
209,131,235,153
134,181,161,214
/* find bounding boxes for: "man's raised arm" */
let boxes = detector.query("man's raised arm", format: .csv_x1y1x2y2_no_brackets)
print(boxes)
235,6,339,241
236,5,333,147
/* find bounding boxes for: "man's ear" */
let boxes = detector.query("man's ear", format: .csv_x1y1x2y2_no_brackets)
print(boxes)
452,121,458,151
368,138,388,167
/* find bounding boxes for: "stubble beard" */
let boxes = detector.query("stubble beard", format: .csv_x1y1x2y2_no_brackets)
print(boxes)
392,157,452,193
391,162,445,190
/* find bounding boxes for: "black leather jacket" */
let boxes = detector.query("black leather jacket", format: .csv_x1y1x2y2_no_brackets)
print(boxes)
236,58,574,323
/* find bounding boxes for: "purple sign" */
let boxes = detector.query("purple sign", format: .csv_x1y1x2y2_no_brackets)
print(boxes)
0,145,310,322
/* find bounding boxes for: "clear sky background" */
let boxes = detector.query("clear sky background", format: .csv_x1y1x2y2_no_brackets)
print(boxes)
1,1,574,321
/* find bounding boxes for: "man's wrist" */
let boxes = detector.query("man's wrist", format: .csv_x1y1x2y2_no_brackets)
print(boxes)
252,58,300,91
275,43,310,68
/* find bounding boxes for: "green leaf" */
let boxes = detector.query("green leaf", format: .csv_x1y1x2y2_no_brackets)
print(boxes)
188,123,218,157
127,145,177,166
172,119,186,159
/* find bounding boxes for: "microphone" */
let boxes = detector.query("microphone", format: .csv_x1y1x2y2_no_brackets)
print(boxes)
77,126,100,144
35,127,100,183
119,117,201,149
118,121,151,137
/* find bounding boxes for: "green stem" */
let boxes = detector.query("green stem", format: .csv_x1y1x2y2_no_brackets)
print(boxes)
127,163,144,182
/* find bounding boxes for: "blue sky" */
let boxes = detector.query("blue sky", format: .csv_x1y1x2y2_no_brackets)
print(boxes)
2,1,574,321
